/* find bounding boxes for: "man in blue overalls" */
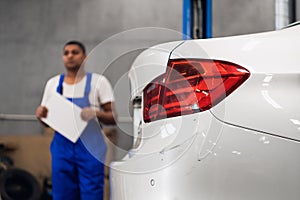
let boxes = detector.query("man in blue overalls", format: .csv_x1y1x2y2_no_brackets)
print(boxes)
36,41,116,200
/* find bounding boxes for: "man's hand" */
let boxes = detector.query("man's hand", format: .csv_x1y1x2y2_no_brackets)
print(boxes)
36,106,48,119
81,107,97,121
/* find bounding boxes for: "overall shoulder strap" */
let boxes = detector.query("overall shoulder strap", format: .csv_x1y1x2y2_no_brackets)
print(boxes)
84,72,92,96
56,74,65,94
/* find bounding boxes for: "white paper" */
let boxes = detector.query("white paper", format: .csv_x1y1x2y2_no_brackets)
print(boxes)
41,92,87,143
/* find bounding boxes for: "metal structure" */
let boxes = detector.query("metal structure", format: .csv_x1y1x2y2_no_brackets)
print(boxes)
275,0,296,29
183,0,212,39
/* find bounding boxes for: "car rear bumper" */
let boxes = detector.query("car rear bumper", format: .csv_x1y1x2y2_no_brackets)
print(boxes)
110,112,300,200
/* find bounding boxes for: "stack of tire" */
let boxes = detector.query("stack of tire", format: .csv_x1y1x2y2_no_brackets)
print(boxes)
0,144,41,200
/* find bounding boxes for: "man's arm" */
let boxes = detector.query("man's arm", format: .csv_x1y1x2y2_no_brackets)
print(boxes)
81,102,117,125
35,105,49,127
36,77,56,127
97,102,117,125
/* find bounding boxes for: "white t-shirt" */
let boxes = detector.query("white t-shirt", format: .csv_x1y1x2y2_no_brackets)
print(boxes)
41,73,114,109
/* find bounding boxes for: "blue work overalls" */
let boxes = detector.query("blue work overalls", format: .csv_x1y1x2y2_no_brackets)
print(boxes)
51,73,106,200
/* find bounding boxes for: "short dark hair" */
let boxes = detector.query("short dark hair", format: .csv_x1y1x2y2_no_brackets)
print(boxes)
64,40,86,54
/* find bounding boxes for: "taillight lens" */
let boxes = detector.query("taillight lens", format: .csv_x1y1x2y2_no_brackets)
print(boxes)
143,59,250,122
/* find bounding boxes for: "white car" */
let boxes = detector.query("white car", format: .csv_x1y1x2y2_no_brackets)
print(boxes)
110,23,300,200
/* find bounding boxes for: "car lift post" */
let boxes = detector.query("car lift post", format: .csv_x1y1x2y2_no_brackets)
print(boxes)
183,0,212,39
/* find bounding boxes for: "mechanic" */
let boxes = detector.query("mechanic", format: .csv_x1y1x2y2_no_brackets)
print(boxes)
36,40,116,200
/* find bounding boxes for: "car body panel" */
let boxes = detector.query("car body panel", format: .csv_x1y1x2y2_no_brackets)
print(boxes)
111,118,300,200
128,41,183,100
171,25,300,74
211,74,300,141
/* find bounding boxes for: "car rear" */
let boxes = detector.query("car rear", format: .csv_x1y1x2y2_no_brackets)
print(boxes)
110,25,300,200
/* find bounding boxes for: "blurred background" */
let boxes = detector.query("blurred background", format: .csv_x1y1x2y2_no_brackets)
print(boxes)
0,0,299,199
1,0,299,148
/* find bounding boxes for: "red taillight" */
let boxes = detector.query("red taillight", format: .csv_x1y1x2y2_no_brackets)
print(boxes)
143,59,250,123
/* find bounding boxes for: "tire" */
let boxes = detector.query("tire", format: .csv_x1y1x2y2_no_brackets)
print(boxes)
0,168,41,200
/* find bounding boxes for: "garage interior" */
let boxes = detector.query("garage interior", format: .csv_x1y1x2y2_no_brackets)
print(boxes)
0,0,299,199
